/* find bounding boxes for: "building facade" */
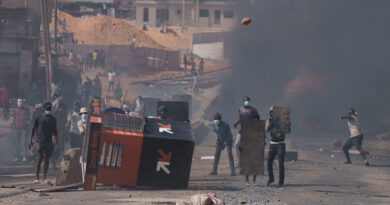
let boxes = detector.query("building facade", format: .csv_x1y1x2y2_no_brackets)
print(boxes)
0,0,43,97
135,0,238,29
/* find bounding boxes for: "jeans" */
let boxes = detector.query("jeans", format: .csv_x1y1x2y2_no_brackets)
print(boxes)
267,143,286,183
212,140,235,174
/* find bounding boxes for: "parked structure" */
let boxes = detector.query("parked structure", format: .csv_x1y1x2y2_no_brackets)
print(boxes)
0,0,45,97
135,0,238,29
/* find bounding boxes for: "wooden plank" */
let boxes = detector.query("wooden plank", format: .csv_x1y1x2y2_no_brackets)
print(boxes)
239,120,265,176
32,183,83,192
271,106,291,134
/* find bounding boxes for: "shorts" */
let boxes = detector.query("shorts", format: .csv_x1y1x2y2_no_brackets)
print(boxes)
344,135,363,149
36,142,54,158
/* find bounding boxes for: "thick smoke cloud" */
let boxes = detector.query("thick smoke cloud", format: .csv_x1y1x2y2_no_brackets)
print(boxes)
218,0,390,136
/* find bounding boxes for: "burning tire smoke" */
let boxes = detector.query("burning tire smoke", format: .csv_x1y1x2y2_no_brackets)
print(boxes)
216,0,390,136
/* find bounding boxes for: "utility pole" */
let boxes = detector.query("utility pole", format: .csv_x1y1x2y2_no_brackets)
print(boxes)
54,0,58,68
182,0,185,27
196,0,199,27
40,0,53,101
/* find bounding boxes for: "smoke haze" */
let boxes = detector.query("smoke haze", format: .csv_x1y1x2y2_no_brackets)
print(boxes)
217,0,390,136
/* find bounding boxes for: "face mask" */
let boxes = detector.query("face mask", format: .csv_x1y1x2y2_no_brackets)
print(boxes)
81,114,88,122
17,100,23,107
244,101,250,106
45,111,51,115
214,120,220,125
38,103,43,108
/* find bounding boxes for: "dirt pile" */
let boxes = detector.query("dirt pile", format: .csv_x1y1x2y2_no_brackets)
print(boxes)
51,11,162,48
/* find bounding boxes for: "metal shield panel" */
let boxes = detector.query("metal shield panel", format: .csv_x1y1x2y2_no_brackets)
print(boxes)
271,106,291,134
239,120,265,176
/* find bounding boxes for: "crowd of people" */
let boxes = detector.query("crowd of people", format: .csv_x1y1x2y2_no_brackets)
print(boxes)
68,49,106,71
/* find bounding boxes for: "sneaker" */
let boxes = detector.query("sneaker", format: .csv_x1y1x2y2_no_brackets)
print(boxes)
33,179,40,184
245,183,250,187
252,181,257,186
266,179,274,186
22,157,27,162
43,180,52,185
209,171,217,176
364,162,370,167
344,161,352,164
279,181,285,186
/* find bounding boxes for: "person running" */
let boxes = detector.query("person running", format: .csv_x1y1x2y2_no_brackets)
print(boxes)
339,108,369,166
29,102,58,184
209,113,236,176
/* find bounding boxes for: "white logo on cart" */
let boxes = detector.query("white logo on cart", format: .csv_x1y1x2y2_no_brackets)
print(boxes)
157,123,173,134
156,149,172,174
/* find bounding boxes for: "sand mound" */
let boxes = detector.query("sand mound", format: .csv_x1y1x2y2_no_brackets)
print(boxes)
52,11,163,48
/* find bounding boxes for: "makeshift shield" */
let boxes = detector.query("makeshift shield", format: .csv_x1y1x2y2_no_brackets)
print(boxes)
271,106,291,134
239,120,265,176
157,101,189,121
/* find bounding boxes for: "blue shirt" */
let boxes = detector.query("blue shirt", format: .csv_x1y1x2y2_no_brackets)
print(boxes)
213,120,233,144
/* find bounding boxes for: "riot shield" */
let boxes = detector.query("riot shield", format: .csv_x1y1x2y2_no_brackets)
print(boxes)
239,120,265,176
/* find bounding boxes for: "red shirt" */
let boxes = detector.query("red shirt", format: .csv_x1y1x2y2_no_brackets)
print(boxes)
13,107,30,129
0,87,9,102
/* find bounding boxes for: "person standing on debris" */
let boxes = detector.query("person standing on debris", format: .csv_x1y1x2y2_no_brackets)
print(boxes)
210,113,236,176
134,96,145,117
12,99,31,162
66,101,82,148
29,102,58,184
83,77,92,105
78,107,88,138
233,96,260,185
69,50,74,61
108,70,117,92
114,81,123,99
0,82,10,121
183,54,188,70
87,51,93,70
266,106,290,186
339,108,369,166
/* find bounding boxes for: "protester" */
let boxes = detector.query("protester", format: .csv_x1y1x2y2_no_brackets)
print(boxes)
339,108,370,166
92,50,98,68
156,106,172,120
68,50,74,61
191,60,196,74
87,51,93,70
209,113,236,176
83,77,92,105
114,82,123,99
192,73,199,96
0,82,10,121
266,106,290,186
183,54,188,70
134,96,145,117
12,99,30,162
29,102,58,184
52,94,68,158
233,96,260,185
66,101,82,148
198,58,204,74
78,107,88,138
108,70,117,92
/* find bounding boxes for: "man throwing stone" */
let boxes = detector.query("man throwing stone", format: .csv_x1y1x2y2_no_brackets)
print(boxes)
339,108,369,166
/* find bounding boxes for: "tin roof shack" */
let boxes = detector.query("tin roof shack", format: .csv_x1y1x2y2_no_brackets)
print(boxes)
136,0,238,29
0,0,43,98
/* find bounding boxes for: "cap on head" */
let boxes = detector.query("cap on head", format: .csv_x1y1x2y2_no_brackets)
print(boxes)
214,113,222,120
158,105,166,112
243,96,251,101
80,107,88,114
348,108,357,115
43,102,52,111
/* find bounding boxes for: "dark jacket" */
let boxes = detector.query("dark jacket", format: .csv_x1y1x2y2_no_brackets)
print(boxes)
267,116,289,142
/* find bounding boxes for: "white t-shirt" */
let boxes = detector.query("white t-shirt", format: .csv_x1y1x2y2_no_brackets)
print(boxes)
108,72,116,82
348,115,362,137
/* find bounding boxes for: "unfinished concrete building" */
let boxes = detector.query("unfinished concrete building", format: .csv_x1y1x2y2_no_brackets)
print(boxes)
135,0,238,29
0,0,43,97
